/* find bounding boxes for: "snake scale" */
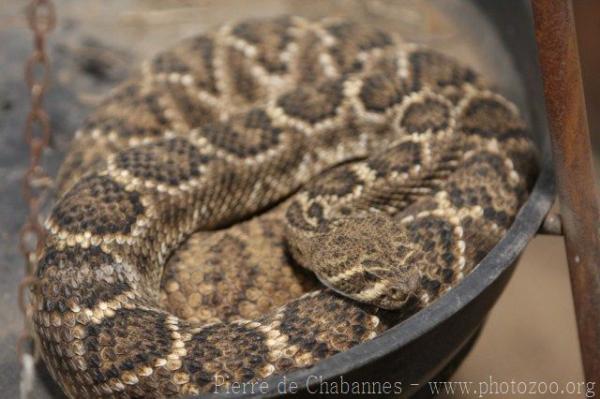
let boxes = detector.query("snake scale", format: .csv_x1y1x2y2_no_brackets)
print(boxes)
31,16,537,398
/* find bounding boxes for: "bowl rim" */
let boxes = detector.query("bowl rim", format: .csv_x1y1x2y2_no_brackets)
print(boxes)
207,161,554,398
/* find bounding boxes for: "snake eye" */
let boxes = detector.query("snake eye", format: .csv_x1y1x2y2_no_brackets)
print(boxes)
364,271,379,283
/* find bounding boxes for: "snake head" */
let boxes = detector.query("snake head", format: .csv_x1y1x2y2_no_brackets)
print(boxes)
287,215,423,310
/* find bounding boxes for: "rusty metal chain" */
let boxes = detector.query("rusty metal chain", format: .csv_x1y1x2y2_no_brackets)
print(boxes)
17,0,56,369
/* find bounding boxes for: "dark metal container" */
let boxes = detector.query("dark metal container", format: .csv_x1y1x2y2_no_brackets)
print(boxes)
203,1,555,397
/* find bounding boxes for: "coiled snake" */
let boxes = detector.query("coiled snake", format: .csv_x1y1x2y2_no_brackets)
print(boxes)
31,16,537,398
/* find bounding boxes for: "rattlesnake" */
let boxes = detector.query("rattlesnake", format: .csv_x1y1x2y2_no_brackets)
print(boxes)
31,16,537,398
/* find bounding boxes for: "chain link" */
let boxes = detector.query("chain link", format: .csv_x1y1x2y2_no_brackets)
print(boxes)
17,0,56,368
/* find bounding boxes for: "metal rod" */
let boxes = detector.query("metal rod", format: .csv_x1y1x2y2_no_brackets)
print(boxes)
532,0,600,384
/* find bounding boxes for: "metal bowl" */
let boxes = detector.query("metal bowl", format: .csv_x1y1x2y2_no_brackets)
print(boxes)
23,1,553,397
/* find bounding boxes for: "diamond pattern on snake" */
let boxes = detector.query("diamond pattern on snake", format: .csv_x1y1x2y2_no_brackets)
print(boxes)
32,16,537,398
